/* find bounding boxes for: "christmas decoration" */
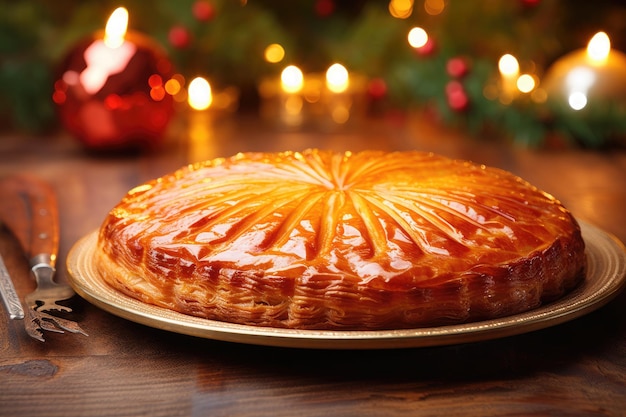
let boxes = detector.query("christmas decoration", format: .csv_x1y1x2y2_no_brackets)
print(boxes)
446,57,469,79
445,80,469,112
168,25,192,49
192,1,216,22
542,32,626,146
2,0,626,147
52,7,175,150
367,78,388,101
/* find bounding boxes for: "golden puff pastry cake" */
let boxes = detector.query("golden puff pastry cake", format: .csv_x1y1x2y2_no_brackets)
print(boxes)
95,149,586,330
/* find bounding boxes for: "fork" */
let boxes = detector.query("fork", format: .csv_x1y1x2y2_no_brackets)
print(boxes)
0,174,88,341
23,254,88,341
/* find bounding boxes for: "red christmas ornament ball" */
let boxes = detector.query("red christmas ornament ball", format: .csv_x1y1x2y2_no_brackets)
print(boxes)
192,1,216,21
52,31,175,150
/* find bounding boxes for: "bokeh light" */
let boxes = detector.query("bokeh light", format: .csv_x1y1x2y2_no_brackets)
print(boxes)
188,77,212,110
281,65,304,93
264,43,285,63
326,63,349,93
408,27,428,48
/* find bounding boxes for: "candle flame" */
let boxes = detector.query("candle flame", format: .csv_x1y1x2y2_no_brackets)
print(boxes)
498,54,519,76
407,27,428,48
104,7,129,48
587,31,610,63
188,77,212,110
78,8,135,94
326,63,349,93
281,65,304,93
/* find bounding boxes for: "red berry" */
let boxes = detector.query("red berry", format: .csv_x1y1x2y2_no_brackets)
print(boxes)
445,80,463,96
368,78,388,100
448,92,469,111
168,26,191,49
414,38,436,56
446,57,469,78
193,1,216,21
445,81,469,111
521,0,541,7
315,0,335,17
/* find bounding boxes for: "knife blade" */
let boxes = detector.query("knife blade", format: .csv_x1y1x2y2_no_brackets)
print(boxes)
0,252,24,319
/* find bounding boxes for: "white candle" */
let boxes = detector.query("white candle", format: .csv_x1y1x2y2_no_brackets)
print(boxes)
79,7,136,95
543,31,626,111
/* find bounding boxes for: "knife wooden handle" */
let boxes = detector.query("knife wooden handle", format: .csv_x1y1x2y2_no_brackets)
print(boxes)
0,175,59,266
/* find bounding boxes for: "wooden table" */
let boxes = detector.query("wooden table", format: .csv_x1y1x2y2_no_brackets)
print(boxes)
1,115,625,416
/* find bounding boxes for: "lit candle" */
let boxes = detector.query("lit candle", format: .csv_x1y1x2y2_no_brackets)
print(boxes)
279,65,304,126
281,65,304,94
325,63,351,124
543,31,626,111
53,7,175,150
326,63,349,94
186,76,215,162
498,53,520,102
79,8,135,95
188,77,213,111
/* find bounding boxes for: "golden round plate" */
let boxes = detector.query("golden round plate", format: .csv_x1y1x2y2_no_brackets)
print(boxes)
66,220,626,349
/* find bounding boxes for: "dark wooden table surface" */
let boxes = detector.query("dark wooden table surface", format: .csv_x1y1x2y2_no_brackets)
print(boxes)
1,114,625,416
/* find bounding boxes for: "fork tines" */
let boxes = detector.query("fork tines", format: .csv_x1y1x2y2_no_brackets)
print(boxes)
24,308,88,342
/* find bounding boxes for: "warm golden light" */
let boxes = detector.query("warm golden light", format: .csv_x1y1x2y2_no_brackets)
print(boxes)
389,0,414,19
542,30,626,113
531,88,547,104
587,31,610,63
188,77,212,110
281,65,304,93
564,67,595,110
104,7,129,48
284,95,303,115
264,43,285,63
408,27,428,48
568,91,588,110
326,63,349,93
424,0,445,15
164,78,181,95
516,74,536,93
498,54,519,76
78,8,135,94
168,74,187,102
331,105,350,124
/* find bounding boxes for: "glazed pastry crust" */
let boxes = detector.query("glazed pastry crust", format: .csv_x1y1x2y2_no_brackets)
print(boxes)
95,149,586,330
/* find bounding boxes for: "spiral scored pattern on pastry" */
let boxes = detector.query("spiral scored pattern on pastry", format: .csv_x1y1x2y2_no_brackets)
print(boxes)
95,149,586,330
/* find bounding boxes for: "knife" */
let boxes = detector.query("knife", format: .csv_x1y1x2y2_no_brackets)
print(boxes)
0,174,33,320
0,252,24,319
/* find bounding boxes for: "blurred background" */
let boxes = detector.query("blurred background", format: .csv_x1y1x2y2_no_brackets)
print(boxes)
2,0,626,149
